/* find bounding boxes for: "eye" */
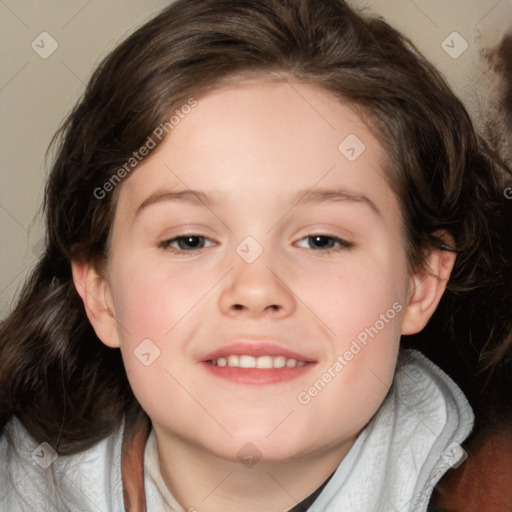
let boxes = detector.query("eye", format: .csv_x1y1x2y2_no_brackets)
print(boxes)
295,234,354,252
159,235,216,252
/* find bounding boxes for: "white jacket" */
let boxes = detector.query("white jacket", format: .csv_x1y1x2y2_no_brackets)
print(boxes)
0,350,473,511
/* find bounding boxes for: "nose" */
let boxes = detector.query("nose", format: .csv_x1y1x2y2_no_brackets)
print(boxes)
218,253,296,319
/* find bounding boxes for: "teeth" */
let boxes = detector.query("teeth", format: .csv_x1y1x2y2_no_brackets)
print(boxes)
210,355,307,368
273,356,286,368
239,355,256,368
256,356,273,368
228,355,239,367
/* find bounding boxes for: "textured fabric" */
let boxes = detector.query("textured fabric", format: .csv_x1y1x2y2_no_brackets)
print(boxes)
0,349,474,511
305,350,474,512
0,417,125,510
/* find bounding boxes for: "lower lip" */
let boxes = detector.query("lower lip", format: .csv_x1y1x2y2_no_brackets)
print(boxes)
200,361,316,385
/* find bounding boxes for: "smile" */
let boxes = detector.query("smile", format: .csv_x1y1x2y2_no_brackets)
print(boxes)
208,355,307,368
201,341,316,384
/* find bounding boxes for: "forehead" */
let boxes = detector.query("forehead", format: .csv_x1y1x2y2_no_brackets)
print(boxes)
116,79,398,223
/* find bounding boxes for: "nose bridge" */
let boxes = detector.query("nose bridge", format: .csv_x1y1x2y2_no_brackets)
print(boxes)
218,235,296,317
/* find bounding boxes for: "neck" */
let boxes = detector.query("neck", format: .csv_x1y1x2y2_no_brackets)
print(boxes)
153,426,353,512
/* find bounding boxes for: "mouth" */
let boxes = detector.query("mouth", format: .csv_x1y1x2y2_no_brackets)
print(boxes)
208,355,307,368
200,342,317,385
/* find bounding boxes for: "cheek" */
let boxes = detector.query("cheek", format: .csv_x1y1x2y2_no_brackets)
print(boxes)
291,255,406,432
301,336,400,441
108,258,224,420
110,267,201,428
296,249,407,348
295,301,402,448
111,259,214,341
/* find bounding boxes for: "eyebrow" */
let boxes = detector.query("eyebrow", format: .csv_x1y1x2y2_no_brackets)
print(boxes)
136,189,215,215
135,187,381,217
290,188,381,217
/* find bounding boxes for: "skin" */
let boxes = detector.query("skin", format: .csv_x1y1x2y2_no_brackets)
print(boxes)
73,79,455,511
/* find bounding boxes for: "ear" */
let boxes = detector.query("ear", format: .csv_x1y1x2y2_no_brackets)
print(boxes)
401,231,457,335
71,260,120,348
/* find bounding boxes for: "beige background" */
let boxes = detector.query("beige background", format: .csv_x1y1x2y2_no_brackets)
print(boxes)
1,0,511,318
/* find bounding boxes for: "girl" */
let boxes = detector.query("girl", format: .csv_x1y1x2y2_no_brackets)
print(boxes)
1,0,511,510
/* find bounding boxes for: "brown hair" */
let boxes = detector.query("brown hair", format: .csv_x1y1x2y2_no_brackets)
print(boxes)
1,0,511,455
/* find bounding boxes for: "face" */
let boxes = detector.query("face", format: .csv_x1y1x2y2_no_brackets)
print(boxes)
102,80,413,463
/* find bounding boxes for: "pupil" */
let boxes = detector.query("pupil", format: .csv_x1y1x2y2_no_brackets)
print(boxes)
312,236,330,248
181,236,202,249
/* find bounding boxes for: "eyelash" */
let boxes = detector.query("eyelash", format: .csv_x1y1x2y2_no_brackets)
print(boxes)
158,234,354,254
296,234,354,253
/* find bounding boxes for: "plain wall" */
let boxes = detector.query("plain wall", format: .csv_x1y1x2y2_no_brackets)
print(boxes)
1,0,511,317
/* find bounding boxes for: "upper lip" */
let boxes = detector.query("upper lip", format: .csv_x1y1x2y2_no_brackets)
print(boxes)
202,340,316,363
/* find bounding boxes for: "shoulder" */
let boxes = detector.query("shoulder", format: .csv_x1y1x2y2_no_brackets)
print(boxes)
0,416,125,512
433,424,512,511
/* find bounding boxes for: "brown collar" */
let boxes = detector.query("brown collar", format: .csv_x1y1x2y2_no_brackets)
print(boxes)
120,415,332,511
121,413,151,511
